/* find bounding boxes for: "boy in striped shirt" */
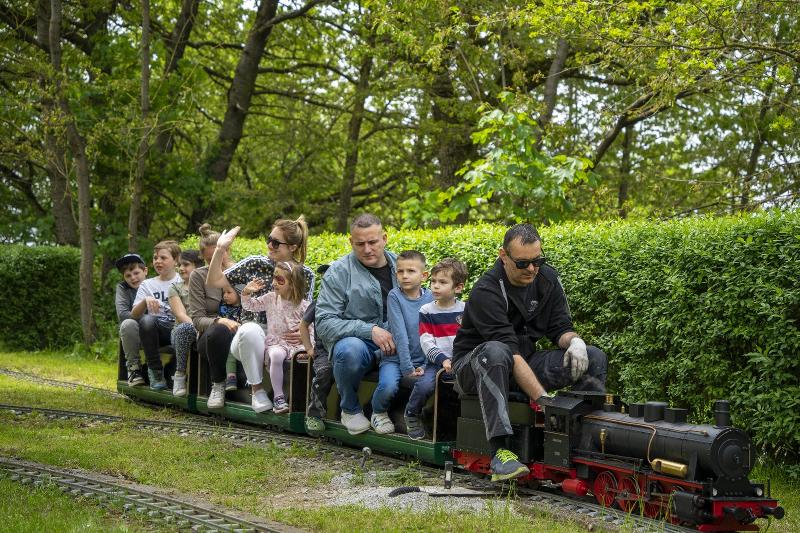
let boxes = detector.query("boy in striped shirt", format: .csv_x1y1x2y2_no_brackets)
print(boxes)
404,258,468,440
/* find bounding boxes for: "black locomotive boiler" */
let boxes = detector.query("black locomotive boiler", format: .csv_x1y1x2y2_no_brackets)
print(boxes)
453,391,784,532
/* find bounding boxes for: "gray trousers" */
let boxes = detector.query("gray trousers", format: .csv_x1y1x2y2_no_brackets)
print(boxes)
120,318,141,370
307,352,333,419
453,340,607,440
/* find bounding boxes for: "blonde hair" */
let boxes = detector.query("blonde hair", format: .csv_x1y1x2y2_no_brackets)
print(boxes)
272,216,308,264
275,261,306,305
154,240,181,260
198,223,220,253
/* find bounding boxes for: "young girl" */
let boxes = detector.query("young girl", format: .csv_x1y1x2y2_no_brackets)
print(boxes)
241,261,311,414
168,250,205,396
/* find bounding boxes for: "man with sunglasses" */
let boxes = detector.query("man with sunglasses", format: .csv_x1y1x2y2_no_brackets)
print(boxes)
451,223,607,482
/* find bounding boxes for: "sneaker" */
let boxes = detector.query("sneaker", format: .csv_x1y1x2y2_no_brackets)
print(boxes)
207,382,226,409
224,374,238,392
305,416,325,434
341,411,370,435
252,389,273,413
148,368,167,391
172,372,187,397
127,368,145,387
404,413,425,440
490,449,530,482
273,395,289,414
371,412,395,434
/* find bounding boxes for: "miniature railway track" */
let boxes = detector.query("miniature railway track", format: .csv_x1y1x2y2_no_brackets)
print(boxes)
0,369,700,533
0,403,439,475
0,456,289,532
0,368,125,398
517,486,696,533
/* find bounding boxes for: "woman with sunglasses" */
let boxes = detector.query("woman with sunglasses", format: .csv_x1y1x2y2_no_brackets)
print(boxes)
204,216,314,412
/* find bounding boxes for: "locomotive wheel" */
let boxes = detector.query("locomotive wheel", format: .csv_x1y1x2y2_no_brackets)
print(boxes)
643,481,664,518
616,475,640,513
593,470,618,508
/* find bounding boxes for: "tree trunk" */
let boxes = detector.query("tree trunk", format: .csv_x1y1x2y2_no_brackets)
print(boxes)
336,52,374,233
50,0,96,344
430,68,475,190
535,38,569,149
618,126,632,218
205,0,279,183
37,0,78,245
129,0,150,251
153,0,201,154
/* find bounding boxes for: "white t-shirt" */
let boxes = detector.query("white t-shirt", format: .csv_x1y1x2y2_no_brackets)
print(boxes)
134,274,182,323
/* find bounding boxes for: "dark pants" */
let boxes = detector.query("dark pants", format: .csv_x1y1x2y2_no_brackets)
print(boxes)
405,362,451,416
139,315,174,372
197,323,234,384
307,351,333,419
453,341,607,440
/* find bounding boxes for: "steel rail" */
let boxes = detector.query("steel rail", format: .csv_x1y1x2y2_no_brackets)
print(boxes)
0,456,292,532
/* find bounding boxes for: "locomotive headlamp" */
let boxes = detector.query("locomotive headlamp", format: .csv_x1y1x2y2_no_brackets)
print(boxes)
755,487,764,497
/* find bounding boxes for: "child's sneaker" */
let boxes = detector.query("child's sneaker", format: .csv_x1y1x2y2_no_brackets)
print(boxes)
273,395,289,414
127,367,145,387
371,412,395,434
404,413,425,440
172,372,187,397
224,374,237,392
305,416,325,434
207,382,225,409
148,368,167,391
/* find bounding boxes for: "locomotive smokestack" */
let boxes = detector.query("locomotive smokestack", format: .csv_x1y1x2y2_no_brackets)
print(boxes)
714,400,731,427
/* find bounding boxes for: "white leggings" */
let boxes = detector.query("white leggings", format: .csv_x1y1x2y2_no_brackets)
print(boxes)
267,345,291,399
230,322,266,386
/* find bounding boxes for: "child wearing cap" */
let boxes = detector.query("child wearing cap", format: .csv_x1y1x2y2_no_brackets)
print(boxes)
115,253,148,386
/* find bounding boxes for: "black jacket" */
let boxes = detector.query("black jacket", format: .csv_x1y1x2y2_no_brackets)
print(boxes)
452,259,574,361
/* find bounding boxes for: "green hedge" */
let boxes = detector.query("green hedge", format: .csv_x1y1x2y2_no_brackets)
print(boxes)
0,245,82,350
184,212,800,460
546,211,800,462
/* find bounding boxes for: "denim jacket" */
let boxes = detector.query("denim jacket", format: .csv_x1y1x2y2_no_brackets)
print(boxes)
315,250,397,352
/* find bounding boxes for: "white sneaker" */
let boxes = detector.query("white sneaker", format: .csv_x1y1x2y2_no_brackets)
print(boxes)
207,382,225,409
341,411,370,435
252,389,273,413
371,412,395,434
172,372,187,397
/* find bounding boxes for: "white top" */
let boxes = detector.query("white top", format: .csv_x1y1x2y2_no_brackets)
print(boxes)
134,274,182,322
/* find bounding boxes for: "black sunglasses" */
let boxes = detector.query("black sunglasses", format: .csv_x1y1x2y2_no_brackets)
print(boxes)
506,252,546,270
266,236,288,248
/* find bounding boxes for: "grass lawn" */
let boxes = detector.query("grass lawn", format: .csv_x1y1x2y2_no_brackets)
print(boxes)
0,348,797,532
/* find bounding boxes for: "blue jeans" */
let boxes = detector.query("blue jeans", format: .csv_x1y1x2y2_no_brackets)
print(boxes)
405,363,439,416
372,360,401,414
332,337,378,414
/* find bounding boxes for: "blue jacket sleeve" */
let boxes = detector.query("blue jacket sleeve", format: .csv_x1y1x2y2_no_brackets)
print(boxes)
315,263,375,351
387,290,413,375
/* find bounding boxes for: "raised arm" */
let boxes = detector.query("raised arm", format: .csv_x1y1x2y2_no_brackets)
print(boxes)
207,227,239,288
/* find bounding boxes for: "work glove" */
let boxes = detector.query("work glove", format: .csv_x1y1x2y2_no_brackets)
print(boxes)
563,337,589,381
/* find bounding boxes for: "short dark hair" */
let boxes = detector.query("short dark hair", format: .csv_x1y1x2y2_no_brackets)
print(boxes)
431,258,468,287
503,224,541,249
350,213,382,232
397,250,426,266
180,250,204,267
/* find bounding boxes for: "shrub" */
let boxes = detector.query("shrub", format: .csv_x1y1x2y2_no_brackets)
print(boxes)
176,211,800,460
0,245,82,350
